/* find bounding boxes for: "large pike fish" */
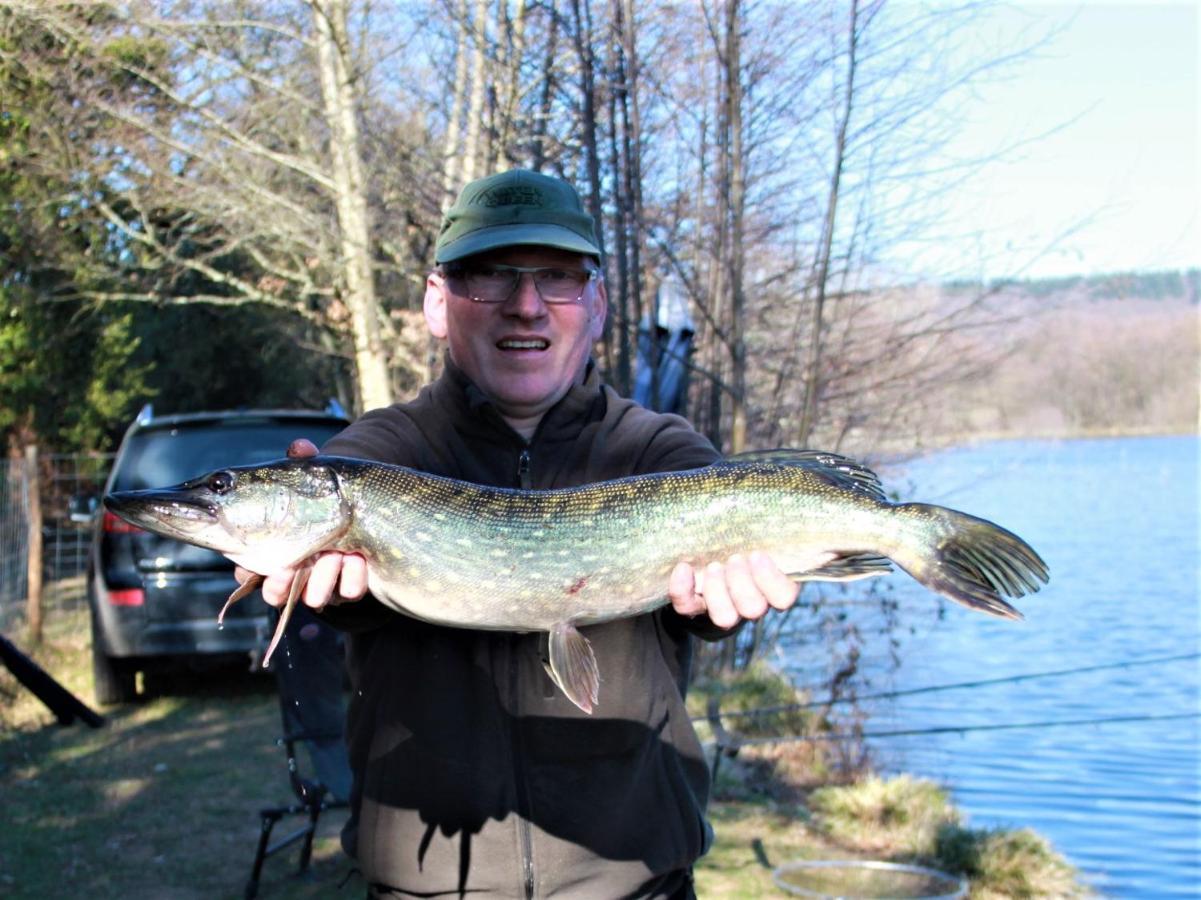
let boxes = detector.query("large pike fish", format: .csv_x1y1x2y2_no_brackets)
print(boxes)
103,450,1048,713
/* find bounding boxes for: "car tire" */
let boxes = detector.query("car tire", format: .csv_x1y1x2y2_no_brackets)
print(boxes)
90,609,137,705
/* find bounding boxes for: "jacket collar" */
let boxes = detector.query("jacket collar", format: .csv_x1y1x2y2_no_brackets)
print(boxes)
435,353,604,445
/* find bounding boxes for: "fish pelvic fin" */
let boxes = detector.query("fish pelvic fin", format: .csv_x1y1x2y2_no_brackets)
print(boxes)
261,563,313,667
546,622,600,715
218,573,264,625
794,553,893,583
896,504,1050,619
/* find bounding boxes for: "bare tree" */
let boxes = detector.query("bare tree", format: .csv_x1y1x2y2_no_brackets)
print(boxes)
7,0,436,411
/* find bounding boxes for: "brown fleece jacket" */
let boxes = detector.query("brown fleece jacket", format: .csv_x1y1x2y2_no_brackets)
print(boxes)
318,358,727,899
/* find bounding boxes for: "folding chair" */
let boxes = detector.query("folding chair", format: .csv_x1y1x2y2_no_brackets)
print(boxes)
245,605,352,899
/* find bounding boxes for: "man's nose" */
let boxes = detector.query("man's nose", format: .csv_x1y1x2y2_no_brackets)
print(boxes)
502,272,547,317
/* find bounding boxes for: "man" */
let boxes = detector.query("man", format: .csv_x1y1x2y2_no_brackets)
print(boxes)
242,169,808,898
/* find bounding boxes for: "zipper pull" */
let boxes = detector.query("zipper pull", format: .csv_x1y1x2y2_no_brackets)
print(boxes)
517,449,531,489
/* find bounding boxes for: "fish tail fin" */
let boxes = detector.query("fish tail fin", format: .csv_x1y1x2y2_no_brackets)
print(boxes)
546,622,600,714
893,503,1049,619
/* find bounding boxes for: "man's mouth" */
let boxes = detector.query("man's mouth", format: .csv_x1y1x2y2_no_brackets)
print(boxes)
497,338,549,351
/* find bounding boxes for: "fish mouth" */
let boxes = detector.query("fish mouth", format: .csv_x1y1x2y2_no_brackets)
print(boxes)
104,489,219,533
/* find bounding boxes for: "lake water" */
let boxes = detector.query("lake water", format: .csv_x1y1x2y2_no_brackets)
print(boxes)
782,435,1200,898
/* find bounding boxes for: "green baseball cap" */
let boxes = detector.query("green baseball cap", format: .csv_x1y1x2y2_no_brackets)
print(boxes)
435,168,602,264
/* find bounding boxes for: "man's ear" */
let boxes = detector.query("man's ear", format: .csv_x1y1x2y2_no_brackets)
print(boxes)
590,276,608,342
424,274,448,339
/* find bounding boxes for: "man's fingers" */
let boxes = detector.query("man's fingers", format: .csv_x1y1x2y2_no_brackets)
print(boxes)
668,561,706,617
749,551,803,610
334,553,369,603
724,553,768,620
287,438,320,458
303,552,344,609
702,561,740,630
260,571,295,608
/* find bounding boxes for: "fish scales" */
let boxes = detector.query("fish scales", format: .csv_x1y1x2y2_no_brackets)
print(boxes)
102,449,1049,713
339,459,897,632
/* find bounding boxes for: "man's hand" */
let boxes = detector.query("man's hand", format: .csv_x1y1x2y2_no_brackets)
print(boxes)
231,438,369,611
668,551,828,630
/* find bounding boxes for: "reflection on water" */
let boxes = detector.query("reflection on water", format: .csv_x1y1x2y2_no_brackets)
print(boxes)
785,436,1200,898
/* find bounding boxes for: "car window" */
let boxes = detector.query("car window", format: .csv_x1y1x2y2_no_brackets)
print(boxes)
111,420,346,491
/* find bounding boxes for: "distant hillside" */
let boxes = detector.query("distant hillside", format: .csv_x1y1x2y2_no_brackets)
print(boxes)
913,270,1199,443
945,268,1200,304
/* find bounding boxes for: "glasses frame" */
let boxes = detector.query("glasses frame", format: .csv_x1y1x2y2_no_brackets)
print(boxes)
444,263,600,305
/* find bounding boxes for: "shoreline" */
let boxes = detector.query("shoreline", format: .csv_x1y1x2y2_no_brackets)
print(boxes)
869,425,1197,460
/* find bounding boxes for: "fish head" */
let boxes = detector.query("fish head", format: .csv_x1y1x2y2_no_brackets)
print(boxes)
103,458,351,572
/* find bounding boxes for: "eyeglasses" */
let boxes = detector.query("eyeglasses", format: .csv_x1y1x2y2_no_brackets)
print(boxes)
445,263,599,304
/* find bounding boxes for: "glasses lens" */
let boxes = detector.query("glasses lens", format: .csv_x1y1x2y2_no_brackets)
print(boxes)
533,268,590,303
462,265,593,303
465,266,519,302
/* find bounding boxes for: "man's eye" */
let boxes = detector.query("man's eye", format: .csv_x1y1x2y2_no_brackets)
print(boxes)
539,269,572,282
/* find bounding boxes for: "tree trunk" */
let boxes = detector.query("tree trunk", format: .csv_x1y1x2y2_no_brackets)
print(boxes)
310,0,391,411
441,0,471,208
496,0,528,166
570,0,606,262
606,0,631,391
796,0,859,445
462,0,490,184
724,0,747,453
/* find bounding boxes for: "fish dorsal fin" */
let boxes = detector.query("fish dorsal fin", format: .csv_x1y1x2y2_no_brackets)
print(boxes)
723,449,887,501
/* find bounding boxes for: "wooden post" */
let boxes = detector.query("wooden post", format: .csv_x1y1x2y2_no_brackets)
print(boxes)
25,444,43,643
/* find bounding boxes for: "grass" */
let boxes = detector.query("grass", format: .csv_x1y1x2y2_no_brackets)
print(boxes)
808,775,960,856
0,605,358,898
3,605,1090,898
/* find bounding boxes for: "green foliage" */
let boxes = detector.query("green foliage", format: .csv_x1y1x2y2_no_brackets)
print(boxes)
128,302,347,419
0,10,345,453
0,288,154,452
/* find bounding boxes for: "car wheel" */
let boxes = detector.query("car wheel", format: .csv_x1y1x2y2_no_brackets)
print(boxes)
90,609,137,705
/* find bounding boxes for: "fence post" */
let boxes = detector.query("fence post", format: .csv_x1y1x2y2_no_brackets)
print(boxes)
25,444,43,643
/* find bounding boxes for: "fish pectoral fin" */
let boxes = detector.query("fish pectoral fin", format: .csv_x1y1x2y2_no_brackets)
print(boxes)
792,553,894,583
261,563,313,667
218,573,264,624
546,622,600,715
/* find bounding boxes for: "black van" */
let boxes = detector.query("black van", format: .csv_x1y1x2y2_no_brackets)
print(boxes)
87,404,349,703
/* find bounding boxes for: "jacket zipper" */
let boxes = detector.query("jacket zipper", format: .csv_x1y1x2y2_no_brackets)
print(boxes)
514,445,534,897
512,644,536,899
517,448,532,489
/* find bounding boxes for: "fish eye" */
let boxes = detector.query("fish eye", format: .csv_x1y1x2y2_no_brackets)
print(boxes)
207,471,236,494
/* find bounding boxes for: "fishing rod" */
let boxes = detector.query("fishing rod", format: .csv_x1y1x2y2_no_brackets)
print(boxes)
696,651,1201,723
719,711,1201,748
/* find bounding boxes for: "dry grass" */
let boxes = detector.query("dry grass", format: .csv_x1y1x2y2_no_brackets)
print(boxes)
808,774,960,856
3,607,1090,898
0,606,357,898
809,777,1092,899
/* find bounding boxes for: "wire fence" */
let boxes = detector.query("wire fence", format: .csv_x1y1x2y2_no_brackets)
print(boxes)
0,452,114,632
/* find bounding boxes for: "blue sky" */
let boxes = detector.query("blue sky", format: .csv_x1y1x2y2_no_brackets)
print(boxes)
907,1,1198,280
